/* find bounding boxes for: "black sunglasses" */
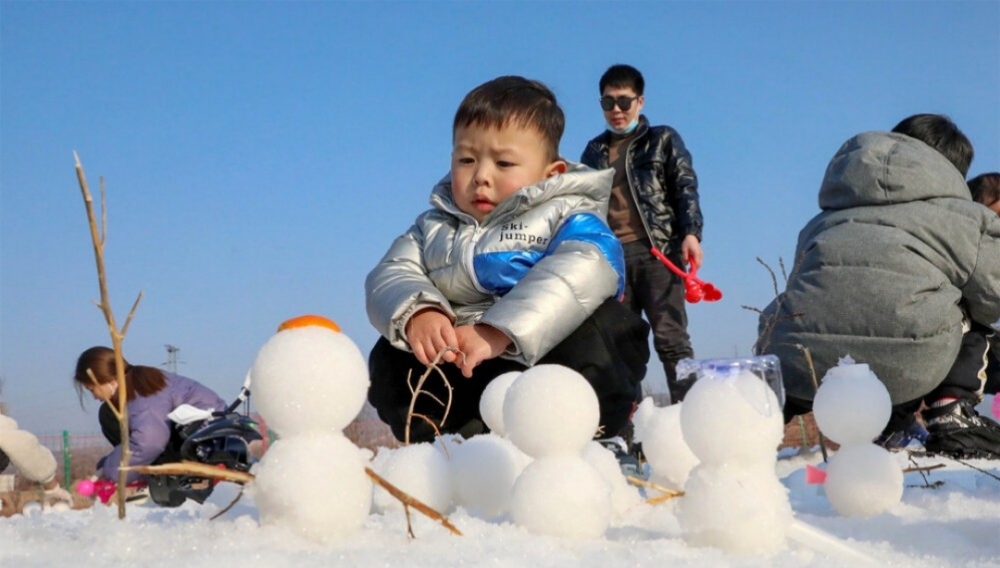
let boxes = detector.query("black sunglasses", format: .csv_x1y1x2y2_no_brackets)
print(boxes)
600,95,638,112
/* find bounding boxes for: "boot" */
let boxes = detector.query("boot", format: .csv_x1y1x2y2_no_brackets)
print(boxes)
923,399,1000,460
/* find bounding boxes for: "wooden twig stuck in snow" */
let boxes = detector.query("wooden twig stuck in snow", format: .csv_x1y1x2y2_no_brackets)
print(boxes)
626,475,685,504
365,467,462,536
404,347,458,448
74,153,144,519
125,461,254,484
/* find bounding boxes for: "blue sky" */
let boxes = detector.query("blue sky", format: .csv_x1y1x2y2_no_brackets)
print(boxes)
1,1,997,434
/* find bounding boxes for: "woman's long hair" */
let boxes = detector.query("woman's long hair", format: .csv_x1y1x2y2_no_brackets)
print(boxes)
73,346,167,408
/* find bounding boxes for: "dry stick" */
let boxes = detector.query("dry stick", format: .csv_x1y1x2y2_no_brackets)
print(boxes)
127,461,254,484
626,474,685,499
209,487,244,521
75,153,143,519
902,463,946,474
795,344,829,462
646,492,686,505
404,347,458,446
365,467,462,536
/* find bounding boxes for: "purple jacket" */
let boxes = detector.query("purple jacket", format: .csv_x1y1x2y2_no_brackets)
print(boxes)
100,373,226,483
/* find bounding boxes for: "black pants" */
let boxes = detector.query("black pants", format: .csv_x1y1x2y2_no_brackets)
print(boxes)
783,324,996,428
622,240,694,403
368,298,650,443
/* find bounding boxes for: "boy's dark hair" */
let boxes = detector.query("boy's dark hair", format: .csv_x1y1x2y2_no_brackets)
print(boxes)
891,114,974,177
968,172,1000,209
599,64,645,96
453,76,564,162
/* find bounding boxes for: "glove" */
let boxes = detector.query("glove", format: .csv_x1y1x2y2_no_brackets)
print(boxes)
44,485,74,506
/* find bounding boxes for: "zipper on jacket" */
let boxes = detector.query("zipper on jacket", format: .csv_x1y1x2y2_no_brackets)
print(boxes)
464,225,490,294
624,125,658,248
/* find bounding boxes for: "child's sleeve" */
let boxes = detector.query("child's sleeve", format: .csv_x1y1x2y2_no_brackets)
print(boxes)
480,212,623,365
366,225,454,352
0,413,57,484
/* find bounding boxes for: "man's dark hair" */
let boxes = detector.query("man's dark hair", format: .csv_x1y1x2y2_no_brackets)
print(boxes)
599,64,645,96
453,76,564,162
968,172,1000,209
891,114,974,177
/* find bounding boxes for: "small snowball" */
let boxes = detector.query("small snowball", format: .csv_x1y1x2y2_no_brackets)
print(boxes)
824,444,903,517
252,326,369,437
813,362,891,445
681,370,784,465
510,455,612,538
372,442,452,515
503,365,600,458
253,433,372,541
632,399,699,489
450,433,530,518
479,371,522,436
581,441,642,518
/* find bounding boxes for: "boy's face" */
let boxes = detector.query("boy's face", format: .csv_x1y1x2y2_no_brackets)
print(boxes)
601,86,644,132
451,122,566,223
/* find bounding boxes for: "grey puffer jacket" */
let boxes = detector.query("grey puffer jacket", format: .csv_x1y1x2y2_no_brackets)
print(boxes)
366,163,625,366
100,373,226,483
760,132,1000,405
580,115,703,253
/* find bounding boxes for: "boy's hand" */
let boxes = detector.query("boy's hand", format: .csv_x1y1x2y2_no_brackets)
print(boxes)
681,234,703,270
406,308,459,366
454,324,512,378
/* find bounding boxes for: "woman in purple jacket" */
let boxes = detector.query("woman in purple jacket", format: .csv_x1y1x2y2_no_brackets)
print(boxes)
73,346,226,483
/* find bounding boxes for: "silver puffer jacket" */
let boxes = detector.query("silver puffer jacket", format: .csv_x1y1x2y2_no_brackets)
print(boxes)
366,163,624,365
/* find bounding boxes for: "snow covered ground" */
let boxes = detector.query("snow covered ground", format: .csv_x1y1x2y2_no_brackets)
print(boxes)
2,448,998,568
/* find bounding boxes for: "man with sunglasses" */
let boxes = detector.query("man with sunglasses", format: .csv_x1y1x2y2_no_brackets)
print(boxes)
581,64,703,406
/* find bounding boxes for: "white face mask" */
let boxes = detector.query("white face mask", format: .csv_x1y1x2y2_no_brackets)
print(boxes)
607,117,639,135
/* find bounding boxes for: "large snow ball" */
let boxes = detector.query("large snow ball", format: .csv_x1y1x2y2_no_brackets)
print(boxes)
479,371,522,436
632,399,699,490
824,444,903,517
372,442,453,515
678,462,793,555
503,365,600,458
253,434,372,542
251,321,369,436
510,455,612,539
450,433,530,518
813,363,891,445
681,370,784,465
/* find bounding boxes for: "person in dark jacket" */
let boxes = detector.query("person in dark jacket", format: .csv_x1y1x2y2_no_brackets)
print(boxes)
760,115,1000,460
581,64,704,404
969,172,1000,395
73,346,226,484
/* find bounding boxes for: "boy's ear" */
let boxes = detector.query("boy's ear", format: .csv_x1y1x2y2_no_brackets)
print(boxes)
546,160,568,177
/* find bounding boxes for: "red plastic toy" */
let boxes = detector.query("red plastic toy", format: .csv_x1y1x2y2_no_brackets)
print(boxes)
649,247,722,303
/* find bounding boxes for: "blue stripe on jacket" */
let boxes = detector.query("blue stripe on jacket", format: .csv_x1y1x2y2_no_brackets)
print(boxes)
473,212,626,298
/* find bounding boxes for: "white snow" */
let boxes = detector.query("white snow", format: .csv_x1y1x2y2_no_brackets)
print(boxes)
3,451,999,568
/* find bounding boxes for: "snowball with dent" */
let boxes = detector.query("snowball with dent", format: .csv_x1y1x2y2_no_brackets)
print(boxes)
581,441,642,518
449,433,530,518
678,462,793,555
252,433,372,541
632,397,699,489
479,371,521,436
824,444,903,517
681,370,784,465
813,362,891,445
510,455,612,538
251,325,369,437
372,442,453,515
503,365,600,458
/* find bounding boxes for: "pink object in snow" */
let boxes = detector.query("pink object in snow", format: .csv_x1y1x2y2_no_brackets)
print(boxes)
75,478,95,496
992,395,999,421
805,464,827,485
